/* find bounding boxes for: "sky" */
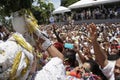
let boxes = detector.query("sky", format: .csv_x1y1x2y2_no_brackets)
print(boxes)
32,0,61,9
51,0,61,9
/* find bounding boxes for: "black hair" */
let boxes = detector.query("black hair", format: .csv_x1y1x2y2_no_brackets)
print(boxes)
108,53,120,61
0,25,3,30
64,50,77,67
85,60,108,80
0,25,3,28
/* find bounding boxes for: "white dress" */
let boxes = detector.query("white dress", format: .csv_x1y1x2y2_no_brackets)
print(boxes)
0,33,34,80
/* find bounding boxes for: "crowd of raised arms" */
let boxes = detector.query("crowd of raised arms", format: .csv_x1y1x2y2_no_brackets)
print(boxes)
0,22,120,80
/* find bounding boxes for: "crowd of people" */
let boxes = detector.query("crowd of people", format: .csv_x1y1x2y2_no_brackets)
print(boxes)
0,21,120,80
73,7,120,20
54,6,120,22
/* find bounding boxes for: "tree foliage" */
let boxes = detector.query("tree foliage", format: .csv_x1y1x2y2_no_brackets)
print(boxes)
0,0,33,16
31,0,54,24
61,0,79,7
0,0,55,25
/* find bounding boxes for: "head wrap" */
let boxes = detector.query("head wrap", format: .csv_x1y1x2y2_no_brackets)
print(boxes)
53,42,63,52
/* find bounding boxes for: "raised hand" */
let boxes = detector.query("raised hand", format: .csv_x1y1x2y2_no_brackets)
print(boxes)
34,28,52,51
88,23,97,42
73,43,79,53
52,24,58,31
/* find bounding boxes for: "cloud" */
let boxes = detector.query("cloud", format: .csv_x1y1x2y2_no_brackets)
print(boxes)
51,0,61,9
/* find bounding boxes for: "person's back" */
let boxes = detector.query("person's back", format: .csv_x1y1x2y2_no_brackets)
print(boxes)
34,57,65,80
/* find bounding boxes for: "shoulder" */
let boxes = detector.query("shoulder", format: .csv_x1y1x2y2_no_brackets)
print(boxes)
44,57,63,68
35,57,65,80
101,60,116,80
102,60,116,71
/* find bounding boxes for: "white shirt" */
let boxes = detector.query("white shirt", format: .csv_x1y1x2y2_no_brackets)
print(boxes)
101,61,116,80
35,57,66,80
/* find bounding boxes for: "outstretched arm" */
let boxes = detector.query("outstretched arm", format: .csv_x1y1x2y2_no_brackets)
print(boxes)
74,43,86,64
34,28,64,61
47,45,64,61
52,24,64,44
88,23,108,68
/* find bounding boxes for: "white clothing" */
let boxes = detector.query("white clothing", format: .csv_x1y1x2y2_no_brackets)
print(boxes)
101,61,116,80
66,76,80,80
35,57,66,80
76,53,83,67
0,33,34,80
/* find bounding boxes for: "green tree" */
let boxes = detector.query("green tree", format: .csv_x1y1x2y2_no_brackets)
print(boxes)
0,15,13,31
0,0,54,25
32,0,54,24
0,0,33,30
61,0,79,7
0,0,33,16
